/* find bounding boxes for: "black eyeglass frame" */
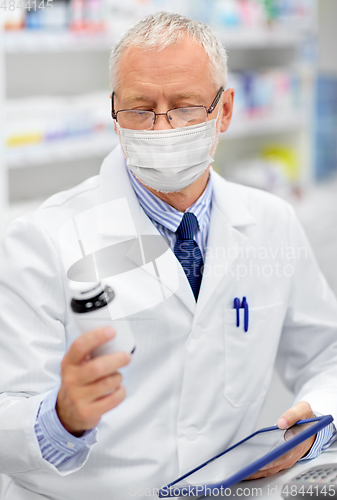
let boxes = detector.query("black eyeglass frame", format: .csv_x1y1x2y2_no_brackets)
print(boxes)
111,87,224,127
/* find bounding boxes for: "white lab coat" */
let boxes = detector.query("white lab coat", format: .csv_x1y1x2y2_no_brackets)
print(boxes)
0,145,337,500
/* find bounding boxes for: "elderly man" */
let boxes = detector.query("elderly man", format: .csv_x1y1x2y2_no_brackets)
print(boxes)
0,11,337,500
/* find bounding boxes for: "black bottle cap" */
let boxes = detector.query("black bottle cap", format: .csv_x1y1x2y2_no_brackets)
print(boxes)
71,285,115,314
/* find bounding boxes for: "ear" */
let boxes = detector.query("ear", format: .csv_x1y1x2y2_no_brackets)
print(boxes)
219,88,235,133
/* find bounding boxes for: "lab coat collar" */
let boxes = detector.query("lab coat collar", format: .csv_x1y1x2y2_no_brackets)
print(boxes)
98,145,145,235
210,169,257,229
98,145,196,316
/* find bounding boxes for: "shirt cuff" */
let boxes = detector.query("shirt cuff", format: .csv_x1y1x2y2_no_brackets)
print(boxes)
299,420,337,461
34,386,97,467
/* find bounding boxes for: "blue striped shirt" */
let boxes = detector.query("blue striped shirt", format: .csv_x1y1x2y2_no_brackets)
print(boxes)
302,417,336,460
126,165,213,258
34,386,97,467
34,163,336,467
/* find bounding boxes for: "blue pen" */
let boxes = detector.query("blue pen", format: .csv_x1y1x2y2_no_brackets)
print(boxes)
234,298,240,327
241,297,249,332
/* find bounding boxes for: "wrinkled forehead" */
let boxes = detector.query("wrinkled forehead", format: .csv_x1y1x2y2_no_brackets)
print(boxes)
116,37,215,95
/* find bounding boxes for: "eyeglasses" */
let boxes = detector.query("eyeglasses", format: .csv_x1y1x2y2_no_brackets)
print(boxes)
111,87,224,131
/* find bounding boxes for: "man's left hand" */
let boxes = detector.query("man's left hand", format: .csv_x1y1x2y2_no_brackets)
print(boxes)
246,401,316,480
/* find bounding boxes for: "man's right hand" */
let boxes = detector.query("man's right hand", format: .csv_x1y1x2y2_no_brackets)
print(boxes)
56,327,131,437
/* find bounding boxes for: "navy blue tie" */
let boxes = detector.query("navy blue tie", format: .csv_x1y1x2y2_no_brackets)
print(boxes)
174,212,204,300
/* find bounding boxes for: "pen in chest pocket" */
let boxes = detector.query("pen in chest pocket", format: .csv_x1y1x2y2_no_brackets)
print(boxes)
233,296,249,332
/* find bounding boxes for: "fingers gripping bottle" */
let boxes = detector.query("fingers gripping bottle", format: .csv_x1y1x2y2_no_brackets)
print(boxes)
70,282,136,358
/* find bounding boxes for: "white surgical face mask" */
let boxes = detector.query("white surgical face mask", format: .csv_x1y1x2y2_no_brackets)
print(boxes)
116,118,218,193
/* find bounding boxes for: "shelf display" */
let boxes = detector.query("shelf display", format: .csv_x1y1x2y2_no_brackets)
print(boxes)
4,67,304,167
314,75,337,180
2,0,316,33
0,0,318,234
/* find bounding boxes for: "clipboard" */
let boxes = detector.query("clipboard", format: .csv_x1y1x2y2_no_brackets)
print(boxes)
158,415,333,498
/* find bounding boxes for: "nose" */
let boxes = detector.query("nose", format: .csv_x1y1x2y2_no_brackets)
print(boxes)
152,113,174,131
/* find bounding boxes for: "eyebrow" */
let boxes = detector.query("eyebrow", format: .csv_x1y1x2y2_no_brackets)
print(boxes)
122,96,150,102
170,92,204,100
121,92,204,103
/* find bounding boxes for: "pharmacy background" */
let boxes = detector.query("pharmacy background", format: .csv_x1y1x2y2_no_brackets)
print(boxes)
0,0,336,456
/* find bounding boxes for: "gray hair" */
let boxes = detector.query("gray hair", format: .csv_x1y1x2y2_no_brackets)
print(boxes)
109,11,228,92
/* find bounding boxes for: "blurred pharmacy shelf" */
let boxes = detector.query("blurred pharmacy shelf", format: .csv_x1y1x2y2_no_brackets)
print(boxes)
3,27,306,53
219,28,304,49
5,112,303,169
0,0,319,236
226,113,304,139
4,31,114,53
7,132,118,168
5,114,303,169
0,26,7,237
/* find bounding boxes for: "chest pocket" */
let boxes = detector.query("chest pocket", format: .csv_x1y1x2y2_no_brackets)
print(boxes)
224,302,285,407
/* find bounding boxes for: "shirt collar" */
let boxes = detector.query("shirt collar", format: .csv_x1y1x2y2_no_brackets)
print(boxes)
126,164,213,234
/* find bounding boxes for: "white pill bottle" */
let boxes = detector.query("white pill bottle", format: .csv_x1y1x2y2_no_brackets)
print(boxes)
70,282,136,358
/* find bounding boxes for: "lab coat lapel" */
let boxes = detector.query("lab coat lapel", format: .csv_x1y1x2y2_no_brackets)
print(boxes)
97,146,196,316
193,172,257,325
